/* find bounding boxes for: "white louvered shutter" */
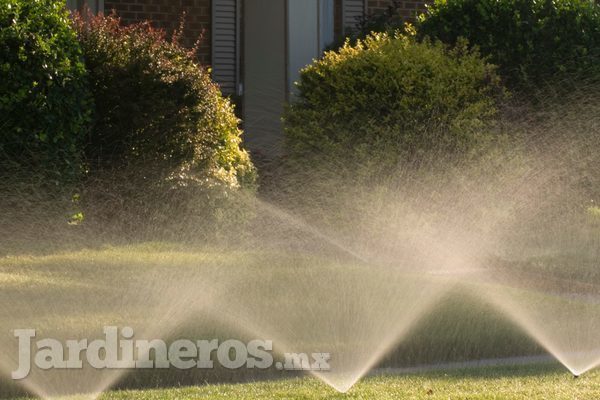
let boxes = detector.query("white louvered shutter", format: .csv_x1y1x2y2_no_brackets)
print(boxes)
342,0,365,36
212,0,239,95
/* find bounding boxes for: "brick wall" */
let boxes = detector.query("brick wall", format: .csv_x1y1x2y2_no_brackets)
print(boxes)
101,0,428,66
367,0,428,21
104,0,212,65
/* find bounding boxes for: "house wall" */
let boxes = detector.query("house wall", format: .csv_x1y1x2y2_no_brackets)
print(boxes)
100,1,428,67
104,0,212,64
242,0,287,156
334,0,343,40
367,0,428,21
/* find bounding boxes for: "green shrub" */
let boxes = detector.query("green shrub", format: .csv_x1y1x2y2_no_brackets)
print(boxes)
284,31,504,179
418,0,600,89
589,206,600,219
0,0,92,183
75,13,255,188
73,13,256,235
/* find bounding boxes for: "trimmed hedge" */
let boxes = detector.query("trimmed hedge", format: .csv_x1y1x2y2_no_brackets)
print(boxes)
284,32,505,178
0,0,92,183
418,0,600,88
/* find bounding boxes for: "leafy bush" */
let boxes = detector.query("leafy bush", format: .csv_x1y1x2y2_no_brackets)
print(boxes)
75,13,255,188
72,13,256,235
0,0,92,183
284,31,504,179
418,0,600,88
589,206,600,219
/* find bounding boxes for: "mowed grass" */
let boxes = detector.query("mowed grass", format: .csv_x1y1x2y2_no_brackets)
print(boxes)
43,364,596,400
1,244,594,399
0,243,543,364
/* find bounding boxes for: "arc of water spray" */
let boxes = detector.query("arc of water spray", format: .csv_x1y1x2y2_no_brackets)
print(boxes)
252,199,372,265
476,282,600,377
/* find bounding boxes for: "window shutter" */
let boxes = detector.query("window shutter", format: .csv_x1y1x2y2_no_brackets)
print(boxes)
212,0,239,95
342,0,365,36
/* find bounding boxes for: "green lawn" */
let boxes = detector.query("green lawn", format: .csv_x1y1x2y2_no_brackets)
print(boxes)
35,364,595,400
0,244,596,399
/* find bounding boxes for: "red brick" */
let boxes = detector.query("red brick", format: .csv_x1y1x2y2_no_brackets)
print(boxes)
367,0,430,20
106,0,211,65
